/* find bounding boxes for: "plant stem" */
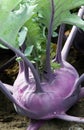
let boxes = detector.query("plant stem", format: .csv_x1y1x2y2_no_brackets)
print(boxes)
55,24,65,66
74,74,84,91
19,60,29,83
62,6,84,61
20,43,29,83
45,0,54,81
27,119,44,130
24,62,29,82
0,38,43,93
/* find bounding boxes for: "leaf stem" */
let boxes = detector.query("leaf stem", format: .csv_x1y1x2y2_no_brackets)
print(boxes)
45,0,54,81
20,43,29,83
62,6,84,61
18,61,30,85
55,24,65,66
0,38,43,93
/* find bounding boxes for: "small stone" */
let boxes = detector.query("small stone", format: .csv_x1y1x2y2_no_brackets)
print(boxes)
68,125,83,130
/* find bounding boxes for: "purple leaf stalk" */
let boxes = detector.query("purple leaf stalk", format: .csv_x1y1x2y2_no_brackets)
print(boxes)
0,2,84,130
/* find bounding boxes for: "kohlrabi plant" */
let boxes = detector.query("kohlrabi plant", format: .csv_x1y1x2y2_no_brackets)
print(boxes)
1,0,84,130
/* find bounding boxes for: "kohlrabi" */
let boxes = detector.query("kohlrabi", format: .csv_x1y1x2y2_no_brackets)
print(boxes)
1,1,84,130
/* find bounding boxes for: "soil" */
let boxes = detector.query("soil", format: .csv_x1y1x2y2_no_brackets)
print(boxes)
0,48,84,130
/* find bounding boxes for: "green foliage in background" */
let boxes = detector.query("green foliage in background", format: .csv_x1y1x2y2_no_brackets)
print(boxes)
0,0,84,72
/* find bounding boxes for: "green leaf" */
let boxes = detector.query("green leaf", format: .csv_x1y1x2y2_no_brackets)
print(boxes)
18,27,28,46
25,45,34,56
0,0,22,48
16,57,22,62
56,11,84,29
24,16,45,58
25,16,44,46
51,62,61,70
37,0,84,31
36,0,51,29
0,0,22,26
0,1,37,48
